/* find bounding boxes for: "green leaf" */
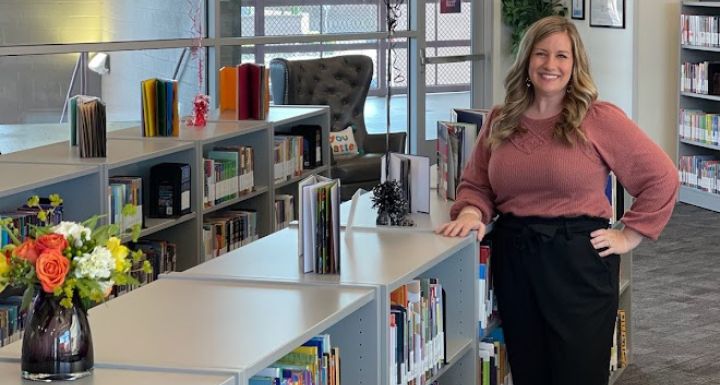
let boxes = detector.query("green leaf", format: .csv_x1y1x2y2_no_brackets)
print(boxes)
92,224,119,246
82,215,102,231
129,224,141,242
121,204,137,217
21,285,35,312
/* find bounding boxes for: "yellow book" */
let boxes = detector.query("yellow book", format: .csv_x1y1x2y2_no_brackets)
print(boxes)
142,78,158,136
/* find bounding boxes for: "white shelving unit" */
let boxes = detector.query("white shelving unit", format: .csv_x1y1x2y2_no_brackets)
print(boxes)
0,162,102,222
678,1,720,213
164,225,479,385
0,106,331,270
0,359,237,385
0,279,377,385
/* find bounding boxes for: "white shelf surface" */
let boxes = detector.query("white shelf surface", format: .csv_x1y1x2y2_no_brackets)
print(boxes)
173,227,474,292
121,212,198,243
679,185,720,212
0,279,373,379
680,91,720,101
0,139,194,169
341,191,454,232
0,360,237,385
681,44,720,52
203,186,269,215
0,121,137,155
684,1,720,7
679,137,720,151
108,120,269,144
209,106,329,125
0,162,99,199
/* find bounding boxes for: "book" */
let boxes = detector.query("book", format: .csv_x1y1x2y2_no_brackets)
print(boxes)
436,120,479,200
218,63,270,120
298,175,340,274
381,152,431,214
290,125,324,169
149,163,191,218
70,95,107,158
140,78,179,136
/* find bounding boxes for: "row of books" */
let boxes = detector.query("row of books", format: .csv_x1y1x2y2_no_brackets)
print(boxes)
202,210,258,260
249,334,340,385
108,176,144,233
680,61,720,95
219,63,271,120
275,194,295,230
298,175,340,274
678,108,720,146
681,14,720,48
679,155,720,194
70,95,107,158
0,296,23,347
479,328,511,385
389,278,445,385
141,78,180,137
478,244,498,338
610,309,629,372
436,108,489,200
0,200,63,248
204,146,255,207
275,135,306,183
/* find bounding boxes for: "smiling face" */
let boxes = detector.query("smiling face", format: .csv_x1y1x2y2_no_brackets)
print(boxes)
528,31,574,99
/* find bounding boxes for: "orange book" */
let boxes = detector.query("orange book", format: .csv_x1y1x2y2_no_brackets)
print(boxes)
219,66,237,112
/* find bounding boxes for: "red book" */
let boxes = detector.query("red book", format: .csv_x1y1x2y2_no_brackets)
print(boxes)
236,63,251,120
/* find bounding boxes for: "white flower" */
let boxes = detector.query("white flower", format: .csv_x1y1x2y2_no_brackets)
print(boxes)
98,280,114,294
52,221,92,247
74,246,114,280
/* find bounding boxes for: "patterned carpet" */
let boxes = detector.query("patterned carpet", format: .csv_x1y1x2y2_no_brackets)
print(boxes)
616,203,720,385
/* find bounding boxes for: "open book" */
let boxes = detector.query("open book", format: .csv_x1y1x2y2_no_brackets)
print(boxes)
69,95,106,158
381,153,431,213
298,175,341,274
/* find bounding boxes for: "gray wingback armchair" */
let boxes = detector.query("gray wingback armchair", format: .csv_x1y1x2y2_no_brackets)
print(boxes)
269,55,406,201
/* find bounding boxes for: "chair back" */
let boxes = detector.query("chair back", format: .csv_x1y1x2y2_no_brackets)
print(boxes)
270,55,373,150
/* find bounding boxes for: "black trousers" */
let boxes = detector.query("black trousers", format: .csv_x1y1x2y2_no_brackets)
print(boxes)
491,213,620,385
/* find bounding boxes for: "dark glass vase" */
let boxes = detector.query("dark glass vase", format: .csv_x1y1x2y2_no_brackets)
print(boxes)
21,289,93,381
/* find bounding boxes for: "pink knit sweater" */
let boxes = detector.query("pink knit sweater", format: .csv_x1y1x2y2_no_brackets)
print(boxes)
450,101,679,240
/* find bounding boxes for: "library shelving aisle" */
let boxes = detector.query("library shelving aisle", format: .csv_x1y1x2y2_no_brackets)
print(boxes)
0,279,377,385
0,162,102,222
164,225,479,385
0,139,200,270
678,0,720,212
0,359,237,385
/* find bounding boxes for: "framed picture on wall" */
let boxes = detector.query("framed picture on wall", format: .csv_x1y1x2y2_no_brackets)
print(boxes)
590,0,625,29
572,0,585,20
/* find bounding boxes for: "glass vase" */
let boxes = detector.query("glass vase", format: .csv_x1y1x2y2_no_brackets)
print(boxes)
21,288,94,381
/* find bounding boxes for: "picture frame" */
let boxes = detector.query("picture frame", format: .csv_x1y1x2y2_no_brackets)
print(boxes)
571,0,585,20
590,0,625,29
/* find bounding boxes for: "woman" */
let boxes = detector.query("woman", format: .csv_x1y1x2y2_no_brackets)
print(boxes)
437,16,678,385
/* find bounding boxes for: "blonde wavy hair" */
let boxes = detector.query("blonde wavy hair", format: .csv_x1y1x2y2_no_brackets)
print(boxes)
488,16,598,149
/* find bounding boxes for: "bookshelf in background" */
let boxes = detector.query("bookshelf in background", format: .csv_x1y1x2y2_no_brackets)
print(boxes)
679,1,720,213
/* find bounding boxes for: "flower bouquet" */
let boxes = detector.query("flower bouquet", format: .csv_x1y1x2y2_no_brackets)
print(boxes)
0,194,151,381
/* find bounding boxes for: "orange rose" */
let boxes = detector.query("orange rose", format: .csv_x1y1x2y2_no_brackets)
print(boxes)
35,234,68,254
35,249,70,293
14,240,39,264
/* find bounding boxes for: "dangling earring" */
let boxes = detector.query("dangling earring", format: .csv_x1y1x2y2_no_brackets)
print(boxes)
567,84,573,94
526,77,532,88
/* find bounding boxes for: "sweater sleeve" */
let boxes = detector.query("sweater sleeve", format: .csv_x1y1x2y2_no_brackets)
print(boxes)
586,102,679,240
449,109,498,223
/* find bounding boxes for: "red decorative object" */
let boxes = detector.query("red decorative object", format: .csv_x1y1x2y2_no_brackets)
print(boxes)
186,94,210,127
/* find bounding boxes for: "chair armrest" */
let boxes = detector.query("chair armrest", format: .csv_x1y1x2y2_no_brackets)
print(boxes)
363,132,407,154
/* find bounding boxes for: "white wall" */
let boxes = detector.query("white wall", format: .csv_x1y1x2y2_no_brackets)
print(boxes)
634,0,680,158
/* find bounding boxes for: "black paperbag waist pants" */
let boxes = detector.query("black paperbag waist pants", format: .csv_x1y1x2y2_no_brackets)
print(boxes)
491,213,620,385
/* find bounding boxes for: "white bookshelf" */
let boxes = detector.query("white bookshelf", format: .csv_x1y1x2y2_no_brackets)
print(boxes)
164,226,479,385
0,359,237,385
0,106,331,270
0,162,102,222
678,1,720,213
0,279,377,385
